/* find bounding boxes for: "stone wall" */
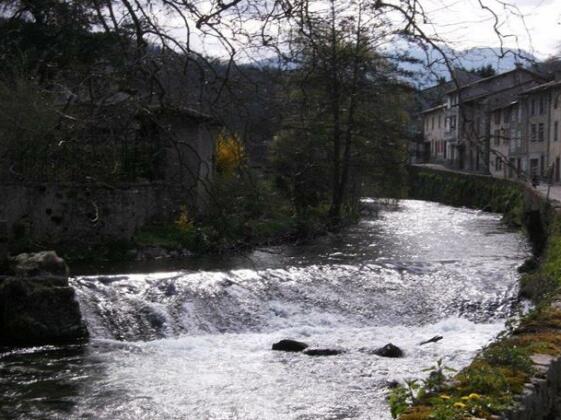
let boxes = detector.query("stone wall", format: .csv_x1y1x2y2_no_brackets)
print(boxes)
0,182,191,251
503,345,561,420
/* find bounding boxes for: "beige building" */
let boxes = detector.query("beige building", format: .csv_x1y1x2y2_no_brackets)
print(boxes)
489,100,523,179
550,81,561,182
422,104,448,162
421,67,561,184
517,79,561,182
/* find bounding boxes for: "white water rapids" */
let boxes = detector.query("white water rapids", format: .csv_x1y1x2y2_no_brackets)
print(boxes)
0,200,531,419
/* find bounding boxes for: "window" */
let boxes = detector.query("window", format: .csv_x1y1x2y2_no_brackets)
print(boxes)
501,128,508,144
539,96,545,115
555,121,559,142
541,155,545,177
494,111,501,125
531,99,536,116
504,108,511,124
531,124,537,142
530,158,539,176
495,157,502,171
494,129,500,146
555,93,559,110
539,123,545,142
450,116,457,130
438,115,441,128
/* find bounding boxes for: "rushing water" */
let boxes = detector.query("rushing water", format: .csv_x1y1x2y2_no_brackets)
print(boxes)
0,200,531,420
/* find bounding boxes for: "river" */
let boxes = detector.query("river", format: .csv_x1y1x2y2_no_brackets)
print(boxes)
0,200,530,419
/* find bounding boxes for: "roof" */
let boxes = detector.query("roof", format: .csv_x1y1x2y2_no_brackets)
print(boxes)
420,104,446,114
445,67,546,94
421,69,482,95
520,79,561,96
489,98,519,112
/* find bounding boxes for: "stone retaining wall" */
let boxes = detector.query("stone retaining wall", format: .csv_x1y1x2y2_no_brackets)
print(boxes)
0,182,195,252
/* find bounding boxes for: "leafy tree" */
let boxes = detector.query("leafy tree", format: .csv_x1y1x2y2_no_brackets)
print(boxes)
271,1,410,226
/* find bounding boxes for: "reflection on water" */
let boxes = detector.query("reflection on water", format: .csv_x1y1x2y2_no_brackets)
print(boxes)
0,200,530,419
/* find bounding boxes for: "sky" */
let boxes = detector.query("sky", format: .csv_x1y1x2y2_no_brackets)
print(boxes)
161,0,560,62
418,0,560,59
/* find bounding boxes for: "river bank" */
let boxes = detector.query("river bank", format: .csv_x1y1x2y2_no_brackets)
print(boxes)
397,165,561,419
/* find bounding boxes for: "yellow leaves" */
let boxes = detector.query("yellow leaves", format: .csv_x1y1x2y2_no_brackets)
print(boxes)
216,131,245,174
175,205,193,232
467,393,481,400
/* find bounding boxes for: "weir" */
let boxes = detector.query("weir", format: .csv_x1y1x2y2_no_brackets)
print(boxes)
0,199,529,419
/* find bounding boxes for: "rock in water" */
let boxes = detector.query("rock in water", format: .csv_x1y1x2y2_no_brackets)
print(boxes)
420,335,443,345
0,252,88,346
303,348,344,356
272,339,309,352
372,343,403,358
9,251,69,277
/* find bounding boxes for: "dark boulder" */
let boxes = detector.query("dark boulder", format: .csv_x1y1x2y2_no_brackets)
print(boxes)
420,335,443,345
386,380,400,389
518,257,539,273
303,348,344,356
272,339,309,352
9,251,69,277
372,343,403,358
0,252,88,346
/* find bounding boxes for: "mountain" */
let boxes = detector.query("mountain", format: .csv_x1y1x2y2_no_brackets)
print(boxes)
392,43,536,87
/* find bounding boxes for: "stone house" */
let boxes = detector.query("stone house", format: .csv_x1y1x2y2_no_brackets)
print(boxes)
0,105,219,249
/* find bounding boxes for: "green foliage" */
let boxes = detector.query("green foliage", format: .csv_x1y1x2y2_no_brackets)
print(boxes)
388,385,411,418
0,75,58,177
484,344,533,375
421,359,456,393
389,360,456,419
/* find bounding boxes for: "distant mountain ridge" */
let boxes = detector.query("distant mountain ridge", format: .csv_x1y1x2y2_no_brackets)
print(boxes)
396,44,537,87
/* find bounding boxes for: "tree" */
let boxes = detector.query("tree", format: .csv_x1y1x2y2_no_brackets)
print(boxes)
271,0,410,225
469,65,496,78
